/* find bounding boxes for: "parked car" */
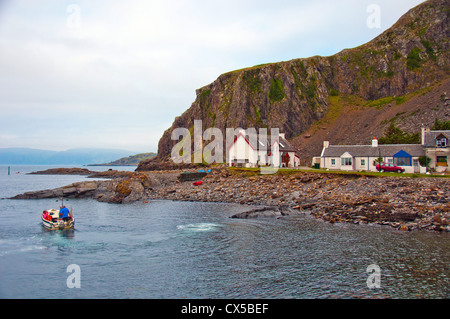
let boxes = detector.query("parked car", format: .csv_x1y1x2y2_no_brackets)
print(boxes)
376,163,405,173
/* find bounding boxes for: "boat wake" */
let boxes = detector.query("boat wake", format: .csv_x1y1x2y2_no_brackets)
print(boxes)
176,223,222,232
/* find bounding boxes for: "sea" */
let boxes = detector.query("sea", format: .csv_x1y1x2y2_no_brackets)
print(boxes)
0,165,449,299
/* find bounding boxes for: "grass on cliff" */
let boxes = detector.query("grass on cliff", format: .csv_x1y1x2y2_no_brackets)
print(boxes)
307,93,344,135
268,78,286,102
364,84,435,109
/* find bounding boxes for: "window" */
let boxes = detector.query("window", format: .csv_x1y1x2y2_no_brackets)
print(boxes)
331,159,336,166
341,158,352,166
437,138,447,147
361,159,366,166
387,158,394,164
393,150,412,166
437,156,448,166
394,157,411,166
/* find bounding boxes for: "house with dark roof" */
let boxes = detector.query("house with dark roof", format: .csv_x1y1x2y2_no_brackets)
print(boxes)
227,130,300,168
422,128,449,172
317,137,426,173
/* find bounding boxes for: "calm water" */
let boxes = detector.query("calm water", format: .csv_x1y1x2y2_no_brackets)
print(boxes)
0,165,449,299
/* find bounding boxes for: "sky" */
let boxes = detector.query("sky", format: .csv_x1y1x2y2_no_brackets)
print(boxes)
0,0,425,153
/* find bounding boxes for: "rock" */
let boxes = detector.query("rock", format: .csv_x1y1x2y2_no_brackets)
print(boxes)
433,225,445,232
390,222,401,228
432,214,442,225
62,187,77,196
27,167,134,179
230,207,283,219
28,168,94,175
178,172,207,182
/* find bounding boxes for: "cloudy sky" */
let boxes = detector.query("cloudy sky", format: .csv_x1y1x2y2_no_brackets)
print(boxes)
0,0,424,153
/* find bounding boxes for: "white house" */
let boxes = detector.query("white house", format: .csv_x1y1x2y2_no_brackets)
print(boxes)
317,137,427,173
422,128,449,172
227,130,300,168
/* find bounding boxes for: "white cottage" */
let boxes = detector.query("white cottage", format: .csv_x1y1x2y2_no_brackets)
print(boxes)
318,138,427,173
227,130,300,168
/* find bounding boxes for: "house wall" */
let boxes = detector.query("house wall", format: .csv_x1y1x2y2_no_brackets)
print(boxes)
291,152,299,167
322,157,340,170
257,150,269,166
272,142,280,167
228,135,300,168
426,149,449,172
228,136,257,167
281,151,298,167
322,156,426,173
354,156,376,171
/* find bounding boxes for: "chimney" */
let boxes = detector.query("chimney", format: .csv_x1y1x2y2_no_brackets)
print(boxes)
279,133,285,140
421,127,430,145
372,137,378,147
323,140,329,148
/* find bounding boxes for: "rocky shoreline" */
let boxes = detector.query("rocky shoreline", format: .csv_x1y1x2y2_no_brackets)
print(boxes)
27,167,134,179
11,167,450,232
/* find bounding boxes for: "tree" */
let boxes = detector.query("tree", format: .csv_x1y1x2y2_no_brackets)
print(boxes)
431,118,450,130
418,156,431,168
378,124,420,144
373,157,384,166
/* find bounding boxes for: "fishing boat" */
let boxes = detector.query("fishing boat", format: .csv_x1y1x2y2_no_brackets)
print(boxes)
41,208,75,230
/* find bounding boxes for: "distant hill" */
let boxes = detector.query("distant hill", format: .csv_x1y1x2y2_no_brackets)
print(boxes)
88,152,157,166
0,148,137,165
0,148,58,165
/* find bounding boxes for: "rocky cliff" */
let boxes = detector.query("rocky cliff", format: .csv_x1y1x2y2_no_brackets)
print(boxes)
137,0,449,170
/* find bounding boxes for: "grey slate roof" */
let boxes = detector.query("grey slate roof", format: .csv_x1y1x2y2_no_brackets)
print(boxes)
424,130,449,147
322,144,425,157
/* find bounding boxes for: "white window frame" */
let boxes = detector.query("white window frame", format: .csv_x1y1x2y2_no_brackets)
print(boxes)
437,138,447,148
341,157,352,166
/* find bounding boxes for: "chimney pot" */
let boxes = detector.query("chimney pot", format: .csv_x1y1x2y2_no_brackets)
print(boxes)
372,138,378,147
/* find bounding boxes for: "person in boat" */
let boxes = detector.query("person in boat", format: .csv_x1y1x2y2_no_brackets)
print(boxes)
43,210,51,221
59,205,70,222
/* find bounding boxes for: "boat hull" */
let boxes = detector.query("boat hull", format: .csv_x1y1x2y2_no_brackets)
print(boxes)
41,215,75,230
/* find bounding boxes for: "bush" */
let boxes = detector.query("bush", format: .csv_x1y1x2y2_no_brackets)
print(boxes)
418,156,431,167
373,157,383,166
379,124,420,144
431,118,450,130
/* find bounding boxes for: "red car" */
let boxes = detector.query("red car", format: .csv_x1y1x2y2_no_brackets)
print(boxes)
376,163,405,173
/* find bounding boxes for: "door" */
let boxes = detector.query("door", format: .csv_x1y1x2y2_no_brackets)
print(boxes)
413,159,420,173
